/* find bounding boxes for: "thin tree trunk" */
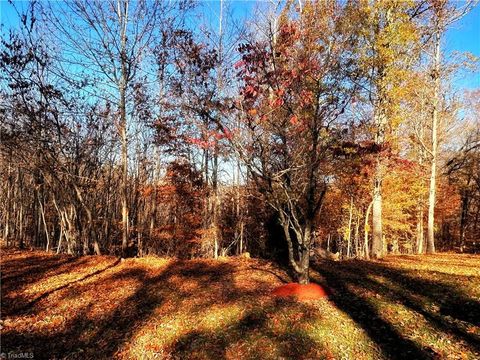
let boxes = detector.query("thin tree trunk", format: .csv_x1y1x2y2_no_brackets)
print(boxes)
19,204,24,249
459,189,470,252
52,197,64,254
354,213,360,257
38,193,50,252
213,149,219,259
347,197,353,258
212,0,223,260
416,117,425,254
372,177,383,258
416,208,424,254
364,200,373,260
118,0,130,258
4,163,11,241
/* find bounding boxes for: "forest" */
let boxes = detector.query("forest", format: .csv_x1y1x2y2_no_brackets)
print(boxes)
0,0,479,359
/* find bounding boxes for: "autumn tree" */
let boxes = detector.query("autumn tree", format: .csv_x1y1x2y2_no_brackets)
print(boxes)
232,1,356,283
153,28,228,257
349,1,427,258
421,0,476,253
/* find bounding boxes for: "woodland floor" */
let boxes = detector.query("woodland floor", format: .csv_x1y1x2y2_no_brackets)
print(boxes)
1,248,479,360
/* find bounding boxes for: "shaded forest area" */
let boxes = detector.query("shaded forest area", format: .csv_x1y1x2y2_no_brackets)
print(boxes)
0,0,479,284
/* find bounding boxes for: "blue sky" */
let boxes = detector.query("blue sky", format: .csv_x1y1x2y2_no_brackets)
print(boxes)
444,2,480,89
1,0,479,90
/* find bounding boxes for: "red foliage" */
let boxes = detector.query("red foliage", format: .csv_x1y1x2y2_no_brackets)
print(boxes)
271,283,328,301
289,115,299,125
234,59,245,69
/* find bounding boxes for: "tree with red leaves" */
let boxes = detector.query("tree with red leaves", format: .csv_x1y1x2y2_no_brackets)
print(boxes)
232,1,357,283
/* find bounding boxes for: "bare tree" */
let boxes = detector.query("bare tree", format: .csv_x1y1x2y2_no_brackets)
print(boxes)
41,0,188,256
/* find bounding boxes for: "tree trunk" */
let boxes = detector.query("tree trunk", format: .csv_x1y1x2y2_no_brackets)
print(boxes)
364,200,373,260
346,197,353,258
297,222,311,284
372,105,386,258
119,0,129,258
297,248,310,284
212,1,223,259
279,210,311,284
427,146,437,254
372,178,383,258
213,145,219,259
427,29,441,255
120,87,129,257
416,207,424,254
416,118,425,254
354,213,360,257
38,192,50,252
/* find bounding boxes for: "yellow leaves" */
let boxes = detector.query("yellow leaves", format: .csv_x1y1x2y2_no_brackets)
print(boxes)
356,0,422,122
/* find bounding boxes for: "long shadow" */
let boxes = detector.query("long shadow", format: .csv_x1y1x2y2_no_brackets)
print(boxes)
12,258,121,315
1,254,83,285
1,257,323,359
170,298,323,360
311,261,434,360
9,250,477,359
334,260,480,328
0,262,208,359
338,261,480,348
1,254,93,314
311,259,480,359
375,264,480,326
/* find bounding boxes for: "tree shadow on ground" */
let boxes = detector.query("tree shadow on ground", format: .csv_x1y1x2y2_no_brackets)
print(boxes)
170,298,323,360
13,258,121,315
1,256,323,360
4,250,478,359
1,252,84,286
311,259,480,360
1,253,93,315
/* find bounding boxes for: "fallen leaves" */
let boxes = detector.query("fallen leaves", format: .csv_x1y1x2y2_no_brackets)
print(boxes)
1,248,479,359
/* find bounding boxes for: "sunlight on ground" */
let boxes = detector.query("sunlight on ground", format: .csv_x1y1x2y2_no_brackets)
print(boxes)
1,249,479,359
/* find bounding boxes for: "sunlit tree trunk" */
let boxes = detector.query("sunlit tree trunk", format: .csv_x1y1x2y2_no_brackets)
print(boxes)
354,213,360,257
416,208,424,254
427,28,441,255
364,200,373,260
372,108,386,258
346,197,353,258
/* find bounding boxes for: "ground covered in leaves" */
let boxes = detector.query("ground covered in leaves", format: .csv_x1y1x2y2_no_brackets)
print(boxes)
1,248,479,360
